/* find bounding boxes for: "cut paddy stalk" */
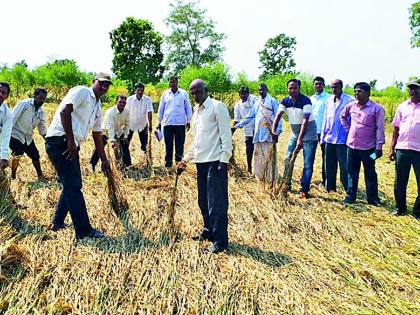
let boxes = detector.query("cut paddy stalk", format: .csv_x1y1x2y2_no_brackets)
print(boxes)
275,148,299,197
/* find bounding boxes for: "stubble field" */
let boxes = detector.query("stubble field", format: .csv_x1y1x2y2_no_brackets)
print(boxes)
0,107,419,314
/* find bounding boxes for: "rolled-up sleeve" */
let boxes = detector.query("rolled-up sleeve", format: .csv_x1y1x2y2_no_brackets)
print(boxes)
234,104,257,129
215,103,233,163
392,105,401,127
340,104,351,130
37,109,48,136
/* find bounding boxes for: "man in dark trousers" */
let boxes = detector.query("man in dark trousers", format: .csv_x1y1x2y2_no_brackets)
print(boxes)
177,79,232,254
390,79,420,219
45,73,112,239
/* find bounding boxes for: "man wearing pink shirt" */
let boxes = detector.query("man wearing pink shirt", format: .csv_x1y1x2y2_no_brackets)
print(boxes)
389,79,420,219
340,82,385,205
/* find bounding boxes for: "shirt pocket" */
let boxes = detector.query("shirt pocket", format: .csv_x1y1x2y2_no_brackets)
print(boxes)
361,112,375,126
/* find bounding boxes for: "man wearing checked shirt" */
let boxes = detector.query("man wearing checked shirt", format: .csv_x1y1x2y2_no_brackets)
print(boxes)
177,79,232,254
158,76,192,167
389,79,420,219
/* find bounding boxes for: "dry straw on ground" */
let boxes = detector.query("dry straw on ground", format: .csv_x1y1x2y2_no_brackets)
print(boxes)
0,110,419,314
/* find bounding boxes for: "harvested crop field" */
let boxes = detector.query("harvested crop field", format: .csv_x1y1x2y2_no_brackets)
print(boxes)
0,110,419,314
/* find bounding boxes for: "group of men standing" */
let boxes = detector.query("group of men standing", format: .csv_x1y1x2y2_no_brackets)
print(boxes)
0,74,419,253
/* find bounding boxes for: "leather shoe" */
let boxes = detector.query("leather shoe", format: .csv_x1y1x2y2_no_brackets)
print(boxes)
368,200,381,207
49,223,66,231
77,229,105,240
192,233,212,242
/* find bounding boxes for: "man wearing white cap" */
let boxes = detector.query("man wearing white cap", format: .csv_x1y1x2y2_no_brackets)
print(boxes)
45,73,112,239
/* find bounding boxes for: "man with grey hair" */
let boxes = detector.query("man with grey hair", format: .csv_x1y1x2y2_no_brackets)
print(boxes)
177,79,232,254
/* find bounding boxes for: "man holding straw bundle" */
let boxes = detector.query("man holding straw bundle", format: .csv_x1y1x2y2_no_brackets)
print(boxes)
45,73,112,239
233,83,282,183
177,79,232,254
273,79,318,199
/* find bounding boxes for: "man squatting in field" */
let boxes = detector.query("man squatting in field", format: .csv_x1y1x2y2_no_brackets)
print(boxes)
389,79,420,220
233,83,282,182
10,88,48,180
232,86,257,174
177,79,232,254
90,94,131,170
45,73,112,239
0,82,13,172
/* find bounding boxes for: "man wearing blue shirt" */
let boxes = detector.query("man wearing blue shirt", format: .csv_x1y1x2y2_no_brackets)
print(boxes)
320,79,352,192
158,76,192,168
310,76,330,186
273,79,318,199
233,84,281,183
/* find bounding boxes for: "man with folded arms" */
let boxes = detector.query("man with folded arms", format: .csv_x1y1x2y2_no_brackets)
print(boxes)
10,88,48,180
389,79,420,219
45,73,112,239
320,79,353,192
177,79,232,254
340,82,385,205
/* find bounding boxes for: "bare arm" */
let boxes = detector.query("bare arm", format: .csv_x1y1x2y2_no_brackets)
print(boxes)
389,126,399,161
272,111,284,134
148,111,153,131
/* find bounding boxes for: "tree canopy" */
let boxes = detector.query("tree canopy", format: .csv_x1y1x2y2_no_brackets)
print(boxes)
110,17,164,87
164,0,225,74
258,33,297,78
409,2,420,48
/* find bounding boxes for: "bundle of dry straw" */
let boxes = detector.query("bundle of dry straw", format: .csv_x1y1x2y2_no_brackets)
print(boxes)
105,146,129,216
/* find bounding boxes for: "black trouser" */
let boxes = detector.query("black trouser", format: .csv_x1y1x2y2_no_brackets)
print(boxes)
90,134,131,168
325,143,348,192
318,134,326,186
164,125,186,167
196,161,229,249
245,136,254,173
128,127,148,153
45,136,93,238
394,149,420,217
346,147,379,203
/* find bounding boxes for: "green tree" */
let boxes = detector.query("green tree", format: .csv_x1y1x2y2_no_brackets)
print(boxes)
409,2,420,47
110,17,164,87
258,34,297,78
369,79,377,90
165,0,225,74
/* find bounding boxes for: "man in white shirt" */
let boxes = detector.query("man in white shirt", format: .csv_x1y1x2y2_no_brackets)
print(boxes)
177,79,232,254
45,73,112,239
310,76,330,186
10,88,48,180
233,86,256,173
158,76,192,167
0,82,13,172
90,95,130,170
126,83,153,161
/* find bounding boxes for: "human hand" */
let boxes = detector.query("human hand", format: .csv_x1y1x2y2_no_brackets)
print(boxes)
186,123,191,131
375,149,383,159
272,134,278,144
176,160,187,175
101,158,111,175
63,140,78,160
0,159,9,170
111,141,117,149
231,127,236,134
217,162,228,172
296,138,303,151
389,149,396,161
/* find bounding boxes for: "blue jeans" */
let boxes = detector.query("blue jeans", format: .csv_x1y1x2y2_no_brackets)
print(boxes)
285,137,317,193
45,136,93,237
196,161,228,249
